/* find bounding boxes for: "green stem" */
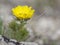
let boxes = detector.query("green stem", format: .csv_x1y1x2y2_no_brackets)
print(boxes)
20,20,26,30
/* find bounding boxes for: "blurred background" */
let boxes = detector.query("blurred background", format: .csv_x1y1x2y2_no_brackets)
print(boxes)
0,0,60,45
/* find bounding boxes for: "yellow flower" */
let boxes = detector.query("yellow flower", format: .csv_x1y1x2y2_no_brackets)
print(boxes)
12,5,35,19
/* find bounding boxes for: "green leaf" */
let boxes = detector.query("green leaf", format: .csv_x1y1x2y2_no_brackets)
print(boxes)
9,20,20,31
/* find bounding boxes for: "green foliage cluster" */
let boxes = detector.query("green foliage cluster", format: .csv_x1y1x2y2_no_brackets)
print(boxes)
8,20,29,41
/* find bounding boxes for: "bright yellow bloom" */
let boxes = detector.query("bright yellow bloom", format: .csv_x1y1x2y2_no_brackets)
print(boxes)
12,5,35,19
